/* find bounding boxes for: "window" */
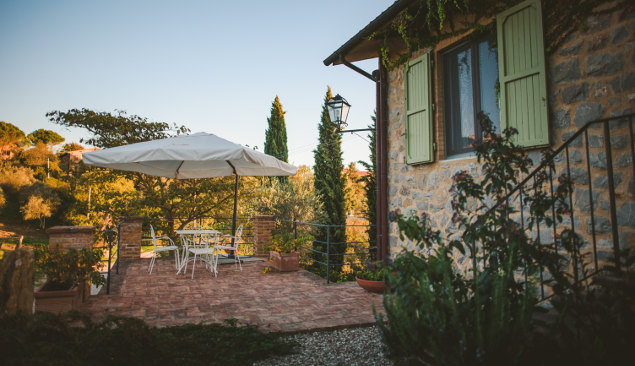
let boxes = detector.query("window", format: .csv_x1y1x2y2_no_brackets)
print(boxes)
443,36,500,156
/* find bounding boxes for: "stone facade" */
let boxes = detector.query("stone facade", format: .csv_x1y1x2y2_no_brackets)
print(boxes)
386,5,634,265
118,216,144,261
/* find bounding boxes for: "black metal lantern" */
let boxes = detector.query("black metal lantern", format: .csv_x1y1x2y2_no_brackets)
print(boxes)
326,94,351,130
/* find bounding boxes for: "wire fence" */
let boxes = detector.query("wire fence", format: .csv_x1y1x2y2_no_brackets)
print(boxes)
277,218,376,283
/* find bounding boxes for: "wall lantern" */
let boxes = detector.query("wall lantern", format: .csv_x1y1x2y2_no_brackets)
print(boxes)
326,94,351,130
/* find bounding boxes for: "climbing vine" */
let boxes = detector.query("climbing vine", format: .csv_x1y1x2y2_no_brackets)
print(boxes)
375,0,632,70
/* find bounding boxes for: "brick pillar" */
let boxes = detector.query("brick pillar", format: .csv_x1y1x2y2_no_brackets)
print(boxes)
118,216,144,262
46,226,95,251
46,226,95,301
253,215,276,257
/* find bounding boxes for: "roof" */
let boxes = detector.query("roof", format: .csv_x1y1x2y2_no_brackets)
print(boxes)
323,0,415,66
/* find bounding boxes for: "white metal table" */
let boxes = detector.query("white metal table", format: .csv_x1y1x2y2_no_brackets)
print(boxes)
175,229,221,278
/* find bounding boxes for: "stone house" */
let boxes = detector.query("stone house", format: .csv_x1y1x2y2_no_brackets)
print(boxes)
324,0,634,264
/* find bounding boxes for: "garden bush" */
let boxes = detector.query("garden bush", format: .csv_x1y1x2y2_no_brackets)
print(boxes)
376,114,580,365
0,312,296,366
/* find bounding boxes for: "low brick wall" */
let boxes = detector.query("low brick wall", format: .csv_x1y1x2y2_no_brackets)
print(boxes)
46,226,95,251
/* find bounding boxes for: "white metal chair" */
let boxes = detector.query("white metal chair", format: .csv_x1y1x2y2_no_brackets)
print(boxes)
214,224,244,271
148,224,180,274
180,231,220,279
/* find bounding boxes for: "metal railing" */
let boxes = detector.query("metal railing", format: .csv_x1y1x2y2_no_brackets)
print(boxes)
95,223,122,295
277,218,376,283
471,113,634,301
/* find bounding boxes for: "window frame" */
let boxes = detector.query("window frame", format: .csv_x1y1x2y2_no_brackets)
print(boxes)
442,34,498,157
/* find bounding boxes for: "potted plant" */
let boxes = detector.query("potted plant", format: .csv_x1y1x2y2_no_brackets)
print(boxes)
265,232,312,272
355,261,388,293
33,246,105,313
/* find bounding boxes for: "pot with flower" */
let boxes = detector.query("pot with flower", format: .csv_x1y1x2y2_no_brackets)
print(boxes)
265,232,312,272
355,261,388,293
33,246,105,313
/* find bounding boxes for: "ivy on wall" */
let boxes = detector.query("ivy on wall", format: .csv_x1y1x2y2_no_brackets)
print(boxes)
375,0,632,70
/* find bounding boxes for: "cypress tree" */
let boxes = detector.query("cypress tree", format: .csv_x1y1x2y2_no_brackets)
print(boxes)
313,87,347,280
264,96,288,163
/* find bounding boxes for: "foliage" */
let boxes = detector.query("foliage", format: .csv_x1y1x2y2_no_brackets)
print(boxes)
264,95,289,166
355,260,388,281
376,115,573,365
26,129,64,146
0,121,25,160
46,108,189,148
0,312,296,366
343,162,367,216
265,231,313,254
523,253,635,366
61,142,84,152
0,187,5,209
34,246,105,290
20,195,55,229
18,181,63,228
312,86,347,275
375,0,632,69
47,108,247,233
18,143,60,180
256,165,321,224
0,165,35,193
358,113,377,259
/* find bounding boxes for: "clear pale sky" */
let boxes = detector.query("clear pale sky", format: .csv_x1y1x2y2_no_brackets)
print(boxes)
0,0,392,168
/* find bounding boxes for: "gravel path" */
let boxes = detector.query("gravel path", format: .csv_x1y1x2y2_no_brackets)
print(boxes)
254,325,393,366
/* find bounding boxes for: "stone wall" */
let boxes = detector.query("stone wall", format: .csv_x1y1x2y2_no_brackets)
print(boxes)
385,5,634,266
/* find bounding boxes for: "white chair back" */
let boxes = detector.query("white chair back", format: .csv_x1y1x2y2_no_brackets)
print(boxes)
232,225,243,249
150,224,158,249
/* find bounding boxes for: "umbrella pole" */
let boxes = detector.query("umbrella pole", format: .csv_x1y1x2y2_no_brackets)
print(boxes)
229,173,239,259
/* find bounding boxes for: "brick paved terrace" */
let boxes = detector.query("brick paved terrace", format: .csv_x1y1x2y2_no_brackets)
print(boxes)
81,258,384,333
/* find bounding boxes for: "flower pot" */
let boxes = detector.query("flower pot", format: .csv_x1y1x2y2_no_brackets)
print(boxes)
355,277,387,294
34,281,82,313
269,251,300,272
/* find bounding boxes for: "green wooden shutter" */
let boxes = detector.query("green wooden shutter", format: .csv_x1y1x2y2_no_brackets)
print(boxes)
405,53,433,164
497,0,549,147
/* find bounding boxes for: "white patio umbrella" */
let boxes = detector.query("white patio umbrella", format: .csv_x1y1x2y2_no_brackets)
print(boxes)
82,132,297,248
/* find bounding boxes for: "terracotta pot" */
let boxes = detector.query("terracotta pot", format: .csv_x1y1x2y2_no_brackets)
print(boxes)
269,251,300,272
34,281,82,313
355,277,387,294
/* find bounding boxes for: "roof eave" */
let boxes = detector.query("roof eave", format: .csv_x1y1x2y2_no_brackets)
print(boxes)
323,0,415,66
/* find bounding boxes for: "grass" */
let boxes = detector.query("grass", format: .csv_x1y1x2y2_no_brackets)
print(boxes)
0,312,296,366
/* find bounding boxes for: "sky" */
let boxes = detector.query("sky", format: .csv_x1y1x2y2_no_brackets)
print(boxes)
0,0,392,168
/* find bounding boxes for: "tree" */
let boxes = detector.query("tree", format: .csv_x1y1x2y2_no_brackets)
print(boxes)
47,108,245,234
264,96,288,163
26,129,64,146
61,142,84,152
256,165,321,224
358,113,377,259
0,121,25,161
343,162,367,217
20,195,53,229
46,109,188,148
312,86,347,278
19,182,62,229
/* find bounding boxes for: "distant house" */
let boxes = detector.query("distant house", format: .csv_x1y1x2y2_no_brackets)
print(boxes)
59,147,99,172
325,0,633,260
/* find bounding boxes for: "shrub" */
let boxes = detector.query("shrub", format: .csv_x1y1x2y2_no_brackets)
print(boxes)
377,115,570,365
34,246,105,291
0,312,296,366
